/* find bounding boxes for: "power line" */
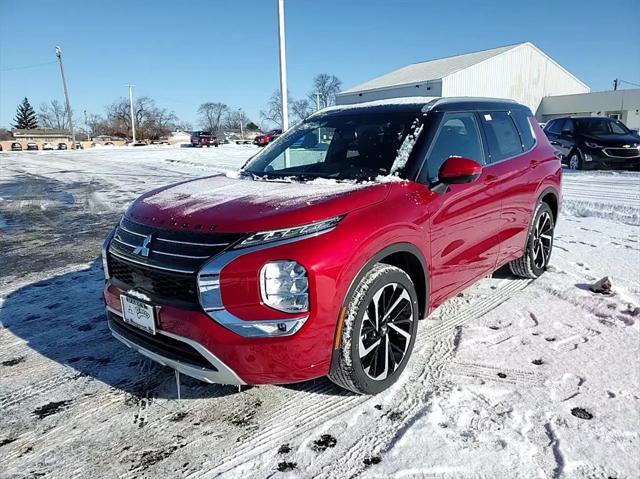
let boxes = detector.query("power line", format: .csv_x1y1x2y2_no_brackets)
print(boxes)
0,60,57,72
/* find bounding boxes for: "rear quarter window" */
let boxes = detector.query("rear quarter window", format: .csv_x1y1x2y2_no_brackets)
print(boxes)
512,110,536,150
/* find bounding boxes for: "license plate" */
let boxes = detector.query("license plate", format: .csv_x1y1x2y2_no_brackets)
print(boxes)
120,295,156,334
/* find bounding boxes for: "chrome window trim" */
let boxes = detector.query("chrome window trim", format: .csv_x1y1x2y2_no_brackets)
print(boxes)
196,228,335,338
106,308,245,384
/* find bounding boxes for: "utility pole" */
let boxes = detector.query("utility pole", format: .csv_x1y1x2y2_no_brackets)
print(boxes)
55,46,76,148
84,109,90,141
126,84,136,143
315,92,321,111
277,0,289,131
613,78,619,91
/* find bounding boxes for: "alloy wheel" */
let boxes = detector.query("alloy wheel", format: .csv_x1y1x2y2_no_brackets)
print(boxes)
532,211,553,269
569,154,580,170
358,282,414,381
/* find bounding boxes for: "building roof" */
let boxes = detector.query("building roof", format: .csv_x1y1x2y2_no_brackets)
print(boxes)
539,89,640,115
342,43,524,94
12,128,71,137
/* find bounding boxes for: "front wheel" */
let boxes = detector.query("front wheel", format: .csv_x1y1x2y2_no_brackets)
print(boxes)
568,150,583,170
329,263,419,394
509,202,555,279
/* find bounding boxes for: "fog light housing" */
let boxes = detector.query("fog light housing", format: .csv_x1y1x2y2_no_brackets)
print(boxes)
584,154,593,162
260,261,309,313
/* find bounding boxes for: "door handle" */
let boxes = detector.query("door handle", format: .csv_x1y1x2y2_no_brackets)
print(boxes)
484,174,499,184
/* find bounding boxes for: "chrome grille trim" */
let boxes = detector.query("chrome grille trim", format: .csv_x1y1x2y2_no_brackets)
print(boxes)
108,248,196,274
603,147,640,158
155,237,230,247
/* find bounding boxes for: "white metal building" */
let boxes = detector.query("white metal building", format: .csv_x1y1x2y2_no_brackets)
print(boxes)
537,89,640,130
336,42,589,113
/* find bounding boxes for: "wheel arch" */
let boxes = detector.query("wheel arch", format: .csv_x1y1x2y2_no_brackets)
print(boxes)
538,186,559,224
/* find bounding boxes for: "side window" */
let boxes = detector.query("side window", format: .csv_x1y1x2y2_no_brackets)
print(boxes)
421,112,484,183
560,119,574,134
512,110,536,150
480,111,523,162
546,120,560,134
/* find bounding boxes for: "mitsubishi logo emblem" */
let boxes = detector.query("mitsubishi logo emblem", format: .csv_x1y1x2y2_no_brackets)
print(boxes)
133,234,153,257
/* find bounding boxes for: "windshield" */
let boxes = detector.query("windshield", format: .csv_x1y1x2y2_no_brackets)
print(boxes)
243,112,423,181
576,118,630,136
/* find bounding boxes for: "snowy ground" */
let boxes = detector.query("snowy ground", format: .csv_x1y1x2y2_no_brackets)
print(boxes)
0,146,639,479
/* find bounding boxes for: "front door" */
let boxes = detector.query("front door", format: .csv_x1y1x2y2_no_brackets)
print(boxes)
417,111,504,308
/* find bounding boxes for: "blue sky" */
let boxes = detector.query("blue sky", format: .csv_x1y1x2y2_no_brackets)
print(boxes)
1,0,638,129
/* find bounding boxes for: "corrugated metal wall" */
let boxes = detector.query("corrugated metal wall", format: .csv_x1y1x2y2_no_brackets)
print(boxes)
442,43,589,113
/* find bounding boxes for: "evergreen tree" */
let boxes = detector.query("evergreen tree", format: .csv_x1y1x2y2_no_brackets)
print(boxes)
13,97,39,129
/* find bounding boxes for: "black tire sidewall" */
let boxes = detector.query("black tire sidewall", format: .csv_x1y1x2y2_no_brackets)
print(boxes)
346,267,419,394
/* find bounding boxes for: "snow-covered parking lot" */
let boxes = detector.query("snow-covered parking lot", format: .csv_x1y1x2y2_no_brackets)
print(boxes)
1,146,639,478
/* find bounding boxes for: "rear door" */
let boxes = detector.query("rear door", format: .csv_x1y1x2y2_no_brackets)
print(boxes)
478,110,539,265
419,111,504,306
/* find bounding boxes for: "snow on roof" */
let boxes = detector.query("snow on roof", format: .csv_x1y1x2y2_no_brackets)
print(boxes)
311,96,439,117
342,43,524,94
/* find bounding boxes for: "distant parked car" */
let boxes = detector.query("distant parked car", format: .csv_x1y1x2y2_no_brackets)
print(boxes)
74,142,84,150
57,143,68,150
544,116,640,170
0,144,3,151
133,141,147,147
11,142,22,151
190,131,219,147
42,142,54,150
104,141,114,146
254,129,282,146
26,142,38,151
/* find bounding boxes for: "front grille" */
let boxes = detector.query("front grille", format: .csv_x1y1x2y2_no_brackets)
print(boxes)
108,254,199,304
107,218,244,306
110,313,215,370
603,147,640,158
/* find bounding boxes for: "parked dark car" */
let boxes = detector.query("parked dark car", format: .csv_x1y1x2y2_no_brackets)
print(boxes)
11,142,22,151
544,116,640,170
191,131,219,147
57,143,68,150
254,129,282,146
75,141,84,150
26,142,38,151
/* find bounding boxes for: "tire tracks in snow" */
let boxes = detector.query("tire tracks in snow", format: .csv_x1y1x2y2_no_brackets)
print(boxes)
192,278,533,478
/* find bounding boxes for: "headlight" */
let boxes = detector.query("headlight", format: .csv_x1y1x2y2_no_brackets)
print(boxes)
260,261,309,313
101,226,117,280
234,215,344,249
584,142,603,149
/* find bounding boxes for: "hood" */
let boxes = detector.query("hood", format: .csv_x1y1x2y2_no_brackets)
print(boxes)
581,133,640,147
126,175,391,233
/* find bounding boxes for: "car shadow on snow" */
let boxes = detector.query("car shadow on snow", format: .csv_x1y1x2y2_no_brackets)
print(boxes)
0,260,347,399
0,260,242,399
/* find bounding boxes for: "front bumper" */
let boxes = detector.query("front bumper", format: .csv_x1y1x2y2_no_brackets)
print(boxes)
583,148,640,169
107,309,245,384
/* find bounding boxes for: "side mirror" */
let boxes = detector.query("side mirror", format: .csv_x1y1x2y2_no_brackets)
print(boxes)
561,129,573,137
438,156,483,184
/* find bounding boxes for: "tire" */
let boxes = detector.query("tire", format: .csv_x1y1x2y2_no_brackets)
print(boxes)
329,263,419,394
509,202,555,279
568,150,583,170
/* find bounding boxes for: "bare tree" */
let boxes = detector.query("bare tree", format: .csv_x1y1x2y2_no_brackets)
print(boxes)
291,99,314,123
260,90,290,128
308,73,342,109
105,96,178,139
197,102,228,133
38,100,70,129
223,108,251,129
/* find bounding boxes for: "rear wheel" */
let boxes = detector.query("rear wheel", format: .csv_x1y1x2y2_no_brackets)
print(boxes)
329,263,419,394
509,202,555,279
568,150,583,170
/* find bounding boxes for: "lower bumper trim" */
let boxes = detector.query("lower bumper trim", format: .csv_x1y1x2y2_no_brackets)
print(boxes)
107,313,245,385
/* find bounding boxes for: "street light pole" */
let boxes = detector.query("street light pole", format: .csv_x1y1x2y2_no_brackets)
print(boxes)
55,46,76,148
126,84,137,143
84,109,90,141
277,0,289,131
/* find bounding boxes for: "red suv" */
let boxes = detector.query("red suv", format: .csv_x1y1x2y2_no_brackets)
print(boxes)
190,131,219,148
102,98,561,394
253,129,282,146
